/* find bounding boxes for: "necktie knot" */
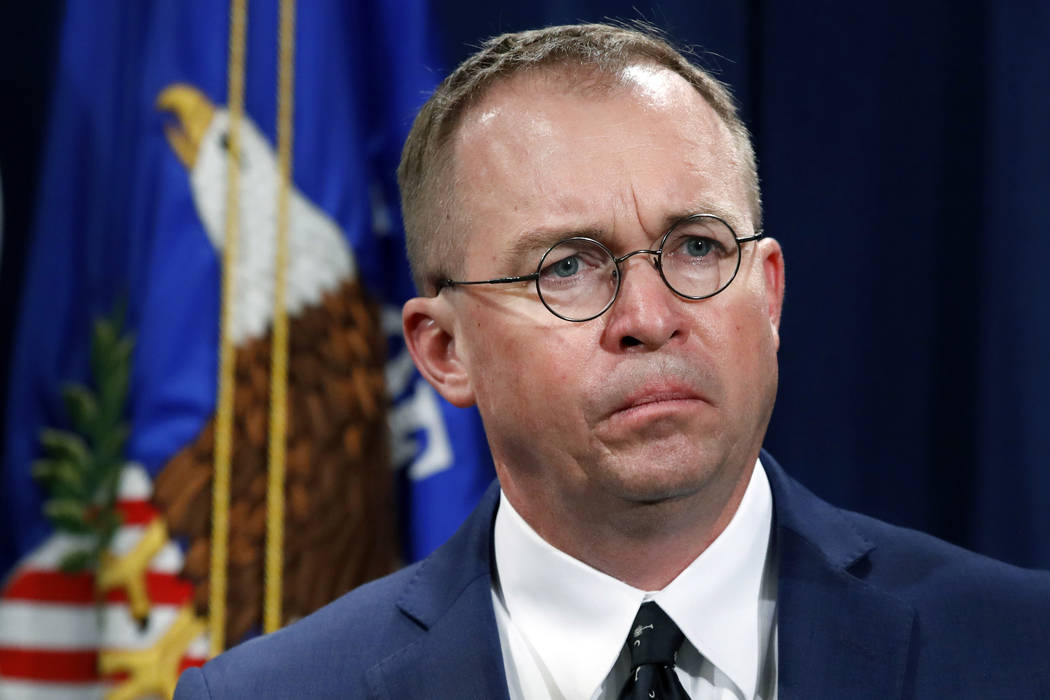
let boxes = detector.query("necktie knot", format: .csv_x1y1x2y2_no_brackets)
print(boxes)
618,602,690,699
628,602,684,667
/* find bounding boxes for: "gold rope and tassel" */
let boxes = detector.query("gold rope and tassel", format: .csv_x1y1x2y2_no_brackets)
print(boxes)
210,0,248,657
264,0,296,634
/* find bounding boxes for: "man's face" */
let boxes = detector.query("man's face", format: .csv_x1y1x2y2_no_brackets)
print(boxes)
413,66,783,531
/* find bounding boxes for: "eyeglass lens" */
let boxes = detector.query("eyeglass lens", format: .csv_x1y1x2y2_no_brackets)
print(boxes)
535,216,740,321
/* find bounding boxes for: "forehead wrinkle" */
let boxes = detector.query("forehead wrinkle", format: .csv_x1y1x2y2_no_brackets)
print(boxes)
671,200,746,235
450,69,753,279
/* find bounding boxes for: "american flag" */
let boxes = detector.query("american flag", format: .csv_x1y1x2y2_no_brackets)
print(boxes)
0,464,206,699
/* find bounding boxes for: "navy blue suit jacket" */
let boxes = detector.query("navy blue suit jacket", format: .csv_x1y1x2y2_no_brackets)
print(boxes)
175,452,1050,698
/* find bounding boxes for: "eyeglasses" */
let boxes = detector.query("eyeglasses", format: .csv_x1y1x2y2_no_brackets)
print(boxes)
437,213,763,322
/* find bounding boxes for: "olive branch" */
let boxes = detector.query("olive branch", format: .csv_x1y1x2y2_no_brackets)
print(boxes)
31,306,134,572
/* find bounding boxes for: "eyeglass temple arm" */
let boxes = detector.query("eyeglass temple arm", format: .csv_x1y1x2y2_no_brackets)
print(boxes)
736,230,764,243
438,272,540,290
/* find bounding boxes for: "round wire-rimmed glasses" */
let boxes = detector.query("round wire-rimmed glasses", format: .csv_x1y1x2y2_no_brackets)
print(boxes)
437,213,764,322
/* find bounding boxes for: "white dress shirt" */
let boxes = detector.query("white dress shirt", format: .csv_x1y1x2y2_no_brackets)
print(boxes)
491,459,778,700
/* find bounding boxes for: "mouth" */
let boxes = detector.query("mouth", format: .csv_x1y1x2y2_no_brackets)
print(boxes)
592,356,719,432
611,385,707,418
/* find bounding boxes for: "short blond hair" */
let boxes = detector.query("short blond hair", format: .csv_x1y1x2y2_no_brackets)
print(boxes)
397,22,760,295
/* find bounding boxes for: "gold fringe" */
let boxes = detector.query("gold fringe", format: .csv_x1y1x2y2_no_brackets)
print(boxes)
210,0,248,656
264,0,296,634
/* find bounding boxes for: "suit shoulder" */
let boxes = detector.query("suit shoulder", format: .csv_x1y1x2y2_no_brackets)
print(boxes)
174,563,424,700
837,510,1050,691
840,508,1050,618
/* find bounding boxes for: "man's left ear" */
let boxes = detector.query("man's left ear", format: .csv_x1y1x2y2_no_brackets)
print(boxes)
402,295,476,408
759,238,785,347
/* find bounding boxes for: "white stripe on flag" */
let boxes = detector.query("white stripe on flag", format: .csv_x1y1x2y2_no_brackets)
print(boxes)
116,463,151,500
16,533,183,576
108,529,183,573
185,633,210,659
19,536,95,571
146,542,184,573
0,602,184,650
0,679,110,700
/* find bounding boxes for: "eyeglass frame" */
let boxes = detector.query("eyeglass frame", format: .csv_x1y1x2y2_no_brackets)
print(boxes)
435,213,764,322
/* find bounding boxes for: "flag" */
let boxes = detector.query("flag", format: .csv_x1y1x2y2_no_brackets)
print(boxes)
0,1,494,696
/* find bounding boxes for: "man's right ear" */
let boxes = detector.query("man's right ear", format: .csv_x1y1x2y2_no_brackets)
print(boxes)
402,296,476,408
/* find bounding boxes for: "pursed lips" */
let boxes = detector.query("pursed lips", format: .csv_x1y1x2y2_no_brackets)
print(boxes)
590,356,720,424
612,384,708,417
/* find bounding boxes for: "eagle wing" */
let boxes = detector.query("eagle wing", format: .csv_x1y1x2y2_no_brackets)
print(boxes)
153,279,398,644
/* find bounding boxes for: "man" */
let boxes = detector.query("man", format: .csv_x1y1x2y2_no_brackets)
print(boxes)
176,23,1050,699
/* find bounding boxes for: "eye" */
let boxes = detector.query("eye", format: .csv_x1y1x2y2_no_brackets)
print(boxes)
538,239,611,286
218,131,248,167
550,255,580,278
682,236,716,258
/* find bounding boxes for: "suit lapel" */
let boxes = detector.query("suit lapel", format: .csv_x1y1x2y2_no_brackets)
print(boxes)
366,483,511,700
763,452,915,700
368,456,917,699
775,527,915,699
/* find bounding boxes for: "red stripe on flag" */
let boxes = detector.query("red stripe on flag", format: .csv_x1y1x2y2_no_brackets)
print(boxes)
4,570,194,605
116,500,158,525
101,657,206,682
3,570,93,601
103,573,194,605
0,647,98,682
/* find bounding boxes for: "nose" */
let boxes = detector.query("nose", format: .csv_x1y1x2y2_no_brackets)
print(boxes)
601,254,686,352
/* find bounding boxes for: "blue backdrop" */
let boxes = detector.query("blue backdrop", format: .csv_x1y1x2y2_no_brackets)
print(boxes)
429,0,1050,569
1,1,1047,572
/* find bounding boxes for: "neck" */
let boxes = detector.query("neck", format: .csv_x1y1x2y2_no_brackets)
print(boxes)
500,458,755,590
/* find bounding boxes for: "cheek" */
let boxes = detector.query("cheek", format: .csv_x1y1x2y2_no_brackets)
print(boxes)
468,320,561,408
727,300,780,407
476,323,595,431
699,292,778,391
724,270,778,344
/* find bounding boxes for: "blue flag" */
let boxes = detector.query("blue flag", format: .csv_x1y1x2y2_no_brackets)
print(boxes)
0,0,493,691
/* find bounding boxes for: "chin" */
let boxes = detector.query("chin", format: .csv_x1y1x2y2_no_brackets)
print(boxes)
598,441,727,504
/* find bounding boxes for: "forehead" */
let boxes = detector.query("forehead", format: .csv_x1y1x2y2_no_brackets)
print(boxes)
447,66,749,266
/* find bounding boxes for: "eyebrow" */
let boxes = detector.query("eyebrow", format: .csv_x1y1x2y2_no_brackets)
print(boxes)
499,226,606,272
498,205,744,272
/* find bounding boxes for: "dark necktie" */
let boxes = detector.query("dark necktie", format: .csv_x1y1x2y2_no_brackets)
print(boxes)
618,602,690,699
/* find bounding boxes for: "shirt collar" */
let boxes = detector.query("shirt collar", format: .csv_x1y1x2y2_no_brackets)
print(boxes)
493,458,774,700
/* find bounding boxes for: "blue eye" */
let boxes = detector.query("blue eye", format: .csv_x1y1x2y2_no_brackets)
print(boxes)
551,256,580,277
684,237,713,257
538,240,611,290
